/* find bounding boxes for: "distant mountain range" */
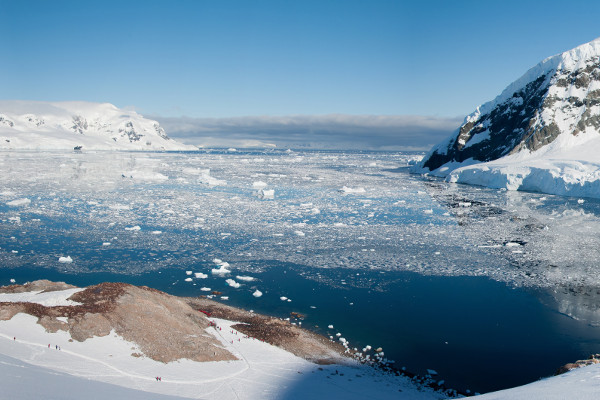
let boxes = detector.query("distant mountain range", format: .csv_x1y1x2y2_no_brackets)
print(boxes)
414,37,600,198
0,101,195,151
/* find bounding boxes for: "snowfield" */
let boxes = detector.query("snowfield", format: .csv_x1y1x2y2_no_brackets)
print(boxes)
2,311,599,399
0,312,443,400
0,100,195,151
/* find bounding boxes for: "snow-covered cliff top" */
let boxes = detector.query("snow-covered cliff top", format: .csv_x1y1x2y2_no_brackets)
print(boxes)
0,100,195,151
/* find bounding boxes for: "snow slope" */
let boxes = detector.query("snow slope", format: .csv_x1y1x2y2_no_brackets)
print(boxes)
414,37,600,199
471,363,600,400
0,100,195,151
0,294,443,400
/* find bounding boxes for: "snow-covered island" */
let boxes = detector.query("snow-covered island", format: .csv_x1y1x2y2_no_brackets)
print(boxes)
0,100,195,151
413,37,600,200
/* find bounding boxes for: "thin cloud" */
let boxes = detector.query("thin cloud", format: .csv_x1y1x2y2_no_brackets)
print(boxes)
153,114,463,150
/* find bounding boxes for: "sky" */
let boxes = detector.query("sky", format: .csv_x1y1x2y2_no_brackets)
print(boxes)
3,0,600,149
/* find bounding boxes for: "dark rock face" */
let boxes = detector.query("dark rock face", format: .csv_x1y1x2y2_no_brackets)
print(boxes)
422,75,553,171
419,40,600,172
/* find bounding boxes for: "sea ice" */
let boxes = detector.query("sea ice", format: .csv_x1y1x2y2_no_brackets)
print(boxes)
6,198,31,207
252,290,263,297
225,279,240,288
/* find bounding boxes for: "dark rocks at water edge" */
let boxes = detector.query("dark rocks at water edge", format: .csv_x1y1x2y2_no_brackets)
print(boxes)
556,354,600,375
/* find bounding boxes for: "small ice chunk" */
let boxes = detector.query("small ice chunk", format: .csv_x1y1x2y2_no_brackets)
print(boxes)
225,279,240,288
252,290,263,298
125,225,141,231
200,287,211,291
505,242,521,247
252,181,268,189
58,256,73,264
102,242,111,246
236,275,255,282
185,271,193,275
294,230,305,237
195,272,208,279
151,231,162,235
423,209,433,214
6,198,31,207
185,277,193,282
257,189,275,199
212,266,231,275
339,186,366,194
328,325,334,329
212,259,231,275
10,279,15,283
578,199,585,204
280,296,288,301
220,296,229,300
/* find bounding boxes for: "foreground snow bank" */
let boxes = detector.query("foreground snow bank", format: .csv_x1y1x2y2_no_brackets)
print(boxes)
0,313,442,400
472,363,600,400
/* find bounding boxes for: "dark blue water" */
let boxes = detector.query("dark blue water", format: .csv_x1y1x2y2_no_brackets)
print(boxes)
2,262,598,394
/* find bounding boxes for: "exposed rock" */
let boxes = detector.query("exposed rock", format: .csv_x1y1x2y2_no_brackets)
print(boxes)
417,38,600,173
556,354,600,375
186,297,348,365
0,280,76,294
0,280,348,366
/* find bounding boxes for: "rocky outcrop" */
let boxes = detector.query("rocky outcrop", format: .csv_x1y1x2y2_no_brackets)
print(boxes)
556,354,600,375
0,281,235,363
186,297,347,365
418,38,600,173
0,280,347,365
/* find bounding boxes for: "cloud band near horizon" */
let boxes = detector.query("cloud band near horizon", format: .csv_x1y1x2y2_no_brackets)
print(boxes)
153,114,464,150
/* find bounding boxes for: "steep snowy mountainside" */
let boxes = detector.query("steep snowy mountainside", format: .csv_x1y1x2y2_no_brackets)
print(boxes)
418,37,600,173
0,100,195,151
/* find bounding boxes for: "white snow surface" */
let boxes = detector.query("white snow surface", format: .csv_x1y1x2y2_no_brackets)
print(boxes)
0,100,194,151
472,363,600,399
446,139,600,198
0,313,442,400
0,288,83,306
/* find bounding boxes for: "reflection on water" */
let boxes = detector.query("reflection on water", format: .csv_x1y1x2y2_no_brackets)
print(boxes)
2,149,600,393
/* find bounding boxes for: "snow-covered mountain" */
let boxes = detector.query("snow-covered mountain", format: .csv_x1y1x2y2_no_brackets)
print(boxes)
414,37,600,199
0,101,195,151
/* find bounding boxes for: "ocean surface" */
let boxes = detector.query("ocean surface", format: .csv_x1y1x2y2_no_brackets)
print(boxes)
2,149,600,393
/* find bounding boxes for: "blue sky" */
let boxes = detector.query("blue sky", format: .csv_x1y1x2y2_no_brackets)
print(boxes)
2,0,600,148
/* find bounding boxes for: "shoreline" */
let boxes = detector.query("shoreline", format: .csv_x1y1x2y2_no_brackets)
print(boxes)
0,279,452,399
